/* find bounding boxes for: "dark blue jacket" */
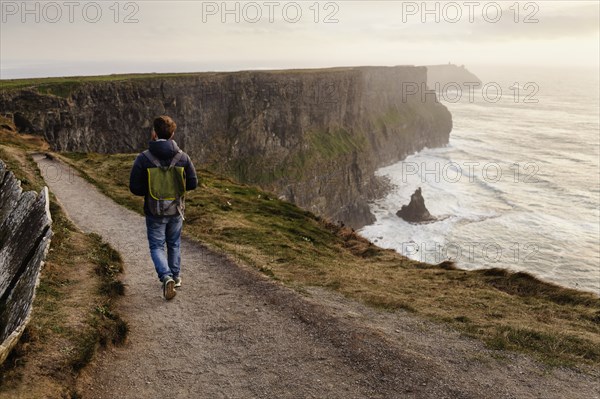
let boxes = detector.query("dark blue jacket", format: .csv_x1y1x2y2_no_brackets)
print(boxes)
129,140,198,216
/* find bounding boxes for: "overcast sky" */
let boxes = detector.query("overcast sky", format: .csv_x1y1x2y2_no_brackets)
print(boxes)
1,1,598,78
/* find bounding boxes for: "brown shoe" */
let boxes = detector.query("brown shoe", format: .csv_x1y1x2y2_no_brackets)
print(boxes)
163,277,176,300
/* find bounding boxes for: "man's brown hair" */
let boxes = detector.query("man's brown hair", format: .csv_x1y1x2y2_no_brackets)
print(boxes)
153,115,177,140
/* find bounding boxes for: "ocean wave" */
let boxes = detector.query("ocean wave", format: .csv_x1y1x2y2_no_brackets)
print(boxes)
362,92,600,293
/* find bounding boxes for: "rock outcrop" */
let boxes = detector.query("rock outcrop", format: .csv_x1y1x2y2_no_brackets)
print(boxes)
396,187,436,223
0,160,52,364
0,66,452,228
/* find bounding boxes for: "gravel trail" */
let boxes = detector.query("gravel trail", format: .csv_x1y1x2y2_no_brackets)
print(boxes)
34,155,598,399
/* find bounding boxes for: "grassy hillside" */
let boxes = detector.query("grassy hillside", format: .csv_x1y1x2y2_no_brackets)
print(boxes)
0,67,364,97
0,73,204,96
56,150,600,369
0,124,127,398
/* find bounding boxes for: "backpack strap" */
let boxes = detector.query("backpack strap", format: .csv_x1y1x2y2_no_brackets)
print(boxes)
169,150,184,169
143,150,184,169
142,150,161,168
170,150,186,220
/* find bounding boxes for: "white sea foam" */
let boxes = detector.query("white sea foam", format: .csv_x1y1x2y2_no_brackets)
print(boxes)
359,67,600,294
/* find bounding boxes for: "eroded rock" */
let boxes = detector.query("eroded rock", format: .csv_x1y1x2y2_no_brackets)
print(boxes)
0,159,52,364
396,187,437,223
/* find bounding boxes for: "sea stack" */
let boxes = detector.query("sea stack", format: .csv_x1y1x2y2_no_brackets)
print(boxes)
396,187,437,223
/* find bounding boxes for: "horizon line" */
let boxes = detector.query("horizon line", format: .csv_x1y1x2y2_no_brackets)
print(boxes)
2,63,599,81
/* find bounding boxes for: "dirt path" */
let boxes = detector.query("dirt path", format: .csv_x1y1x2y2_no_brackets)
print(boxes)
34,155,598,399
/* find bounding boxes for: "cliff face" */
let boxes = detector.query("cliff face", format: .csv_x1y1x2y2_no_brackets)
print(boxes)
0,67,452,228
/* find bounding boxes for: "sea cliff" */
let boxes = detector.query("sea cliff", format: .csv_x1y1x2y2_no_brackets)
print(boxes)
0,66,452,227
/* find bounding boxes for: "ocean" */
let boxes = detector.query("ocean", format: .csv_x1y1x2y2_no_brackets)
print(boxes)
359,66,600,294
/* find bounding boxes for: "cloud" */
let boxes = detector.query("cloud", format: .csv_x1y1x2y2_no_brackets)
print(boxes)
1,1,598,78
370,2,599,43
469,3,599,41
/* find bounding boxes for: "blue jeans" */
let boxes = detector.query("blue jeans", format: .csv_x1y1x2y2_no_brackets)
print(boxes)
146,215,183,281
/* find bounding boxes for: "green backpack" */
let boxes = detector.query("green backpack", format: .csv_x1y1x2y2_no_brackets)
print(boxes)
143,150,186,219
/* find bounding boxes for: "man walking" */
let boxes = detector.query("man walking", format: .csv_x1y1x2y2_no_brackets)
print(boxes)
129,115,198,300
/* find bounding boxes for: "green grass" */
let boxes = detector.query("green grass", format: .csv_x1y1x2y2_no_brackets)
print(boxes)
0,72,206,92
485,325,599,365
226,127,367,187
0,72,229,98
376,108,406,127
58,150,600,369
0,67,366,96
308,128,365,158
